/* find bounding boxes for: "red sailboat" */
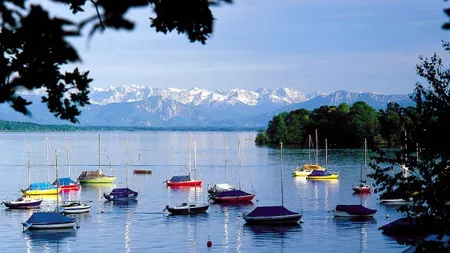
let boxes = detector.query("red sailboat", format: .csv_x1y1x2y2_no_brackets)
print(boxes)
353,139,371,194
53,138,80,192
165,135,202,187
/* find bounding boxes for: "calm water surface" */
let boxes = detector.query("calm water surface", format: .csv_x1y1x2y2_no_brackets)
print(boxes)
0,132,408,252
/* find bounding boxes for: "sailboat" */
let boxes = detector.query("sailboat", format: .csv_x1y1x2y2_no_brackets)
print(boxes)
54,138,80,192
353,139,371,193
22,151,77,230
165,141,209,215
77,135,116,184
307,138,339,180
165,135,202,187
104,138,139,201
243,142,302,225
293,131,326,177
208,138,255,203
21,140,59,195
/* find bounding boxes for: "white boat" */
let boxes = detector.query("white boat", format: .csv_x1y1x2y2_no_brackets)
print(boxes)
61,201,91,214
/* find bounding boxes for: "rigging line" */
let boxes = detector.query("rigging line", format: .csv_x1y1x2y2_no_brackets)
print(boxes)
102,146,115,175
240,142,256,193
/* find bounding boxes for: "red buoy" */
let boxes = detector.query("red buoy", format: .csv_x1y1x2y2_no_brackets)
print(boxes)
207,240,212,247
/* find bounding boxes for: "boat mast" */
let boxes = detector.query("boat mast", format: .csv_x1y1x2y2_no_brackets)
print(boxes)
188,134,192,175
364,138,367,180
46,137,49,182
308,135,311,164
193,141,197,203
315,129,319,165
238,139,241,190
98,134,102,173
67,138,71,178
27,140,31,186
225,137,228,183
280,142,284,207
55,150,59,212
325,138,328,169
416,142,419,162
126,138,129,188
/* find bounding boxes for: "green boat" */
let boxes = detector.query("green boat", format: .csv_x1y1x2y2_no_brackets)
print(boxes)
77,135,116,184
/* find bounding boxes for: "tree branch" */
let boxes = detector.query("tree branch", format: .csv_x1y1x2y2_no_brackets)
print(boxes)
90,0,105,31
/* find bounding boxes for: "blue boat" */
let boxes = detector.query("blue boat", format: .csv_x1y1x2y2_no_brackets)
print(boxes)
21,182,59,195
53,178,80,192
103,139,139,202
332,204,377,217
103,188,138,201
23,212,77,230
244,143,301,225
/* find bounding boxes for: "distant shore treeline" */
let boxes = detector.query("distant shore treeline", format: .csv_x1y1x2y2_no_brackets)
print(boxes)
255,102,419,148
0,120,259,132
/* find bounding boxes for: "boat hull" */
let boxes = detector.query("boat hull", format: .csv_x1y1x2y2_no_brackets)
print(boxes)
333,211,375,218
79,177,116,184
307,175,339,180
352,187,371,193
23,221,77,230
104,195,138,201
380,199,410,204
62,207,90,214
244,214,302,225
292,171,312,177
59,185,80,192
3,200,42,209
166,204,209,215
22,189,59,195
166,180,202,187
212,194,255,203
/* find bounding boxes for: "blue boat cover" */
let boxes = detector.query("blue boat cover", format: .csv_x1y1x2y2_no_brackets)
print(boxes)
335,205,377,215
309,170,333,176
109,188,138,197
169,175,191,182
26,212,75,224
246,206,298,217
27,182,57,190
53,178,77,186
217,190,252,198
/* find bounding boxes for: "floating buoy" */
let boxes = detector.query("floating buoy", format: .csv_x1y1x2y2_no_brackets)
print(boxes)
207,240,212,248
101,209,105,213
386,214,390,219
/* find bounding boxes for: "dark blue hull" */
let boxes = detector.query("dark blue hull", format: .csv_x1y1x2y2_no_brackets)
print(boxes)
103,188,139,202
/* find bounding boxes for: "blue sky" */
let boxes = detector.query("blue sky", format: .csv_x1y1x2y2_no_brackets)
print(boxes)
53,0,449,94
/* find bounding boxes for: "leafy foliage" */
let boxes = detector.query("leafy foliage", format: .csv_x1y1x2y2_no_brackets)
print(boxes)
255,101,404,147
0,0,231,123
370,42,450,248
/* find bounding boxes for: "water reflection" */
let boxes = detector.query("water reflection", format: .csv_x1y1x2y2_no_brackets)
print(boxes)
244,224,301,236
24,229,76,253
125,209,131,253
80,184,114,201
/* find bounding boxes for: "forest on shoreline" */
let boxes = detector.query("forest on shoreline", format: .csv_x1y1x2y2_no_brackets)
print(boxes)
255,101,419,148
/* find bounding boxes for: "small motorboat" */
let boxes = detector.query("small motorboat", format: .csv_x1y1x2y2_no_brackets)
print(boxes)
165,202,209,215
379,189,410,204
22,212,77,230
133,169,152,175
2,197,42,209
53,178,80,192
307,170,339,180
103,188,138,201
243,206,302,225
208,183,255,203
332,204,377,218
61,201,91,214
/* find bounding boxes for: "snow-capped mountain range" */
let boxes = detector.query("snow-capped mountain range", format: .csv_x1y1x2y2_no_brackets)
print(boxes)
88,85,308,106
5,85,413,127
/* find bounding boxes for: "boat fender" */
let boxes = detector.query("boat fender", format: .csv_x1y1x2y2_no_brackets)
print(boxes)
207,236,212,247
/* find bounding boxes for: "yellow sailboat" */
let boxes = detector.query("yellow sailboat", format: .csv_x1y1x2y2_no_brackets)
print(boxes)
307,138,339,180
77,135,116,184
293,130,325,177
21,140,59,195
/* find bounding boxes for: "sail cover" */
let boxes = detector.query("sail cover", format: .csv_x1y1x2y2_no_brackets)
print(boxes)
27,182,56,190
335,205,377,215
26,212,75,224
169,175,191,182
53,178,77,186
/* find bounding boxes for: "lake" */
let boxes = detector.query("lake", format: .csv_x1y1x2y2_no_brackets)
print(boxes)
0,132,408,252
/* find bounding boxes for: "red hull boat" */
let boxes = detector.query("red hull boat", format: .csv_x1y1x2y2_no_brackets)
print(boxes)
212,194,255,203
166,179,202,187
